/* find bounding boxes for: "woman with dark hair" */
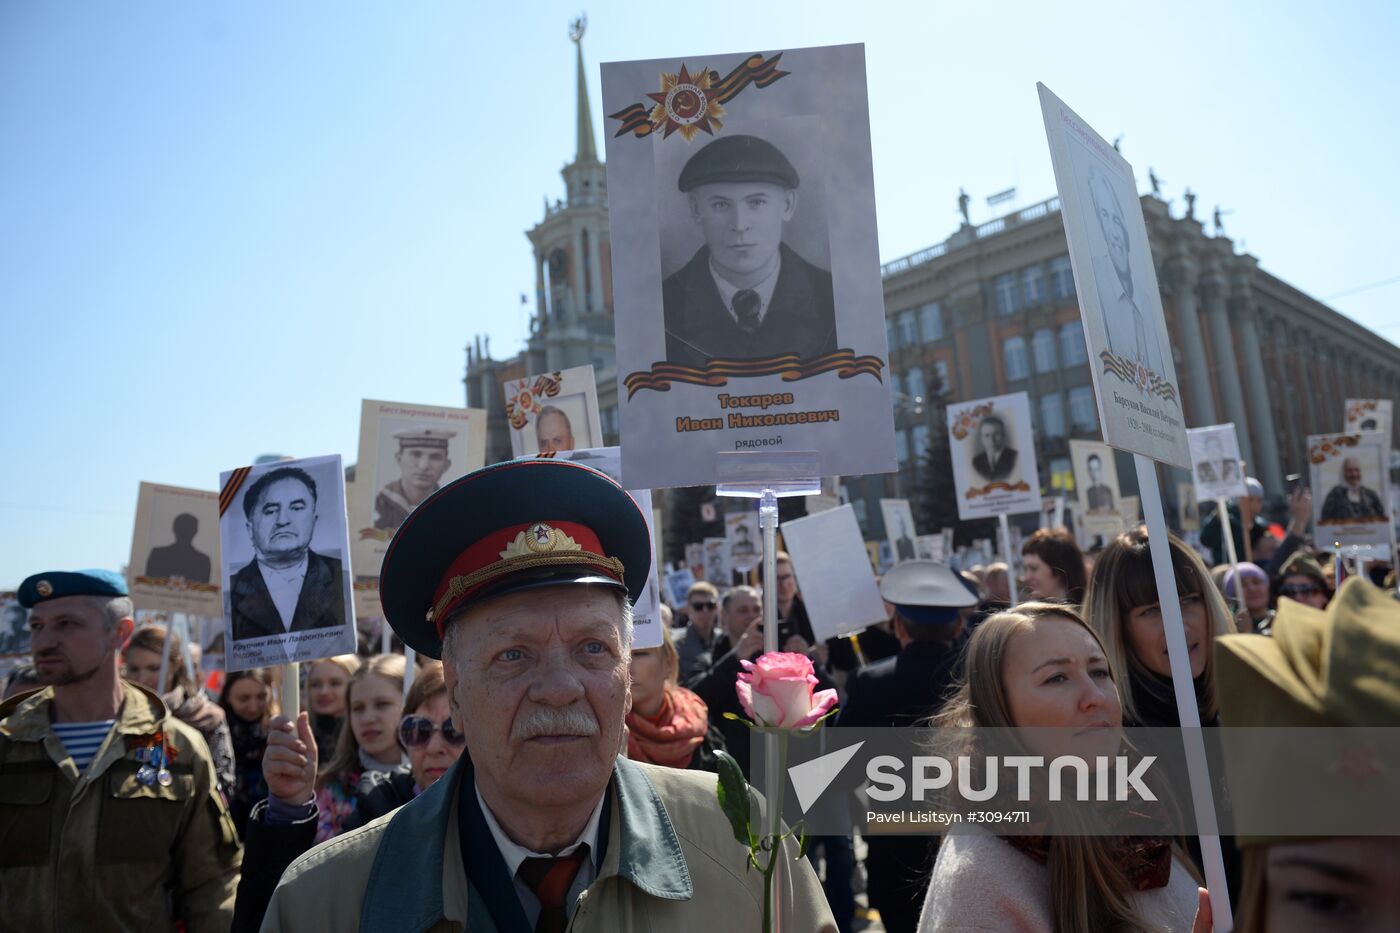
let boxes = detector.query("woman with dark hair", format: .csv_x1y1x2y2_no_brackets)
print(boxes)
220,666,278,839
1268,551,1332,616
1020,527,1087,603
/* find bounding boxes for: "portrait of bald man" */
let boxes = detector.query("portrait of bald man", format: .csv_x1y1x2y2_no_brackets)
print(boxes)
535,405,576,454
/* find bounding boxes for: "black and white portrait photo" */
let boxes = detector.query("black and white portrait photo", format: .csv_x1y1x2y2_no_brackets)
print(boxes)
947,392,1041,522
1070,439,1122,517
374,427,456,530
128,482,223,616
879,498,918,565
1320,457,1387,522
1187,424,1247,501
0,594,27,656
971,414,1019,482
220,454,356,670
658,130,836,367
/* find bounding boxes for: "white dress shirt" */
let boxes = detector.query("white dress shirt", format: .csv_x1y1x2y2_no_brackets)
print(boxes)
257,555,308,630
709,255,782,327
475,779,606,927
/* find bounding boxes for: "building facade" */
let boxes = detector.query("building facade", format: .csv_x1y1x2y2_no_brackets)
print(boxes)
466,35,1400,545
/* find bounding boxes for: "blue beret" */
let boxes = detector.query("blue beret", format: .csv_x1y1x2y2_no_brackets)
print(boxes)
678,134,799,192
18,569,128,609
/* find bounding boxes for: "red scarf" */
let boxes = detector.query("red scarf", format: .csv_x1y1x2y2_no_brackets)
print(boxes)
625,686,709,769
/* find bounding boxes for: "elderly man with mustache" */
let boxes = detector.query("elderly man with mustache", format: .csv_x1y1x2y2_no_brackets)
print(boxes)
262,459,836,932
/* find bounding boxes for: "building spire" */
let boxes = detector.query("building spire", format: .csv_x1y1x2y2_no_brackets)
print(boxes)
570,15,597,164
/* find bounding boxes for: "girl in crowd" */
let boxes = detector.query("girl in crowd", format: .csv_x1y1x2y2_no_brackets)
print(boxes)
1020,527,1087,603
1223,563,1272,633
919,602,1208,931
220,667,278,838
231,662,466,933
313,653,406,841
1082,528,1235,728
305,653,360,765
1216,579,1400,932
626,624,723,771
124,625,235,795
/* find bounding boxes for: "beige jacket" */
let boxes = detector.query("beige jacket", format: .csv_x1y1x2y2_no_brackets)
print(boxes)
0,681,242,932
263,755,837,932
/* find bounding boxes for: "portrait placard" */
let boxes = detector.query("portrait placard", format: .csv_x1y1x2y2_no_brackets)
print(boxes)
0,592,27,658
780,504,887,643
703,537,729,586
1038,85,1190,468
547,447,664,649
916,534,944,562
505,365,604,457
351,399,487,579
128,482,222,616
946,392,1041,520
1187,424,1248,501
1070,439,1123,518
725,511,761,572
1344,398,1393,451
603,43,895,490
1308,433,1393,551
665,567,696,606
218,454,357,671
879,498,919,565
684,542,706,579
1176,482,1201,532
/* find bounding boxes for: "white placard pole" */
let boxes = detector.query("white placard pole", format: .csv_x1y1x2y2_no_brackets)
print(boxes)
1215,498,1242,619
403,646,417,701
280,663,299,719
758,489,784,932
380,619,391,655
178,615,197,688
997,513,1012,566
1138,456,1232,928
156,618,175,697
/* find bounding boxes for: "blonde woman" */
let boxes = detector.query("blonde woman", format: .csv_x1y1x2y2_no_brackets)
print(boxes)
919,602,1209,932
305,653,360,765
1082,528,1235,728
625,624,720,771
313,653,406,840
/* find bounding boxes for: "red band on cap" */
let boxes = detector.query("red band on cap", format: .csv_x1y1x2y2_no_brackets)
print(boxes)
428,520,625,635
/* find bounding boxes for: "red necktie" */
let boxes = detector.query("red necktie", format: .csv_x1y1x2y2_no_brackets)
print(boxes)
517,850,587,933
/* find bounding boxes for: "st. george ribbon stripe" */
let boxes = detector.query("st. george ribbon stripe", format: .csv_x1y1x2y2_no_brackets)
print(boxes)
623,348,884,399
218,466,253,517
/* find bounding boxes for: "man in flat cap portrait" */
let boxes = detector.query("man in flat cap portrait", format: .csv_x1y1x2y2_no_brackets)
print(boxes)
374,427,456,530
229,466,346,641
662,134,838,367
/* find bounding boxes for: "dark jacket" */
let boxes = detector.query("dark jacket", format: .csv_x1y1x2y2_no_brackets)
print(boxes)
971,447,1018,483
837,640,965,933
662,244,838,368
229,550,345,642
1200,503,1269,567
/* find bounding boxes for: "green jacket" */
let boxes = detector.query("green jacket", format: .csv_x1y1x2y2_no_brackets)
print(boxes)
263,754,837,932
0,680,242,932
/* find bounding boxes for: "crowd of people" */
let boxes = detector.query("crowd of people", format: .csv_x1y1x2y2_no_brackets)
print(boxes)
1,463,1397,932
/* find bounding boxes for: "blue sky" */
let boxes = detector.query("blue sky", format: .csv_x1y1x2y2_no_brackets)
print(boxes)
2,0,1397,585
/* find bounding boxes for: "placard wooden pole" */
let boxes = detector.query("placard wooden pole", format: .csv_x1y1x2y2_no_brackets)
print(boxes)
1137,456,1232,928
997,513,1012,566
156,617,175,698
1215,497,1242,620
280,663,299,719
757,490,784,932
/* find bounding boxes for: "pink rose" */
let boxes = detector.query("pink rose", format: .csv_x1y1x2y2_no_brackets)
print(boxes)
736,652,839,730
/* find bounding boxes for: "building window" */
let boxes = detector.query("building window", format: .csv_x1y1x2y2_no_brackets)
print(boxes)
1003,336,1028,380
905,367,925,403
895,430,910,465
1032,328,1057,373
1039,393,1066,438
919,302,943,341
912,425,930,461
933,360,952,396
1069,385,1098,431
1022,265,1047,306
1059,320,1088,366
851,497,867,526
886,319,899,349
1048,457,1073,492
890,372,904,400
899,310,918,347
994,273,1019,315
1049,255,1075,300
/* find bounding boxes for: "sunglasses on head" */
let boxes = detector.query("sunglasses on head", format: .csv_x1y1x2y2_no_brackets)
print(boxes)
690,601,717,611
1278,583,1322,599
398,715,466,749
